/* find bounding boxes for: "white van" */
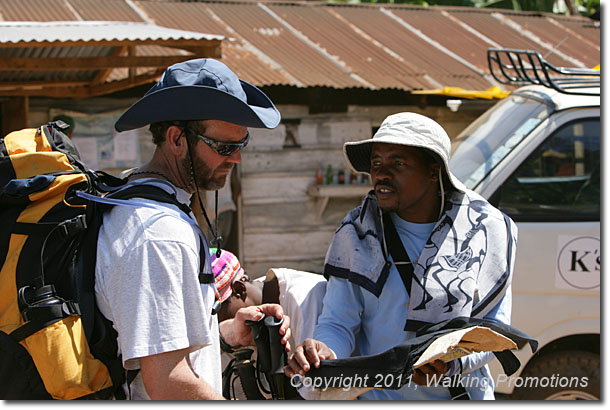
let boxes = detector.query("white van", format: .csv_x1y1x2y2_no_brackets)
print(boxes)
449,49,600,400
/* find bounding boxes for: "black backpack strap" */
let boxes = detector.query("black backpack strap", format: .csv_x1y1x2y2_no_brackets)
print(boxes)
110,184,216,298
492,350,521,376
109,184,192,216
382,213,413,296
9,302,80,342
120,369,140,400
222,350,266,400
12,214,87,238
109,184,212,284
382,213,470,400
447,375,470,400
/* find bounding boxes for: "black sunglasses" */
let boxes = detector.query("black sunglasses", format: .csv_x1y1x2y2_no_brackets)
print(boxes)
195,131,250,156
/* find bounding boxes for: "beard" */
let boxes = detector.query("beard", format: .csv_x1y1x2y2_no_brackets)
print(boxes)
378,201,398,212
181,153,232,191
374,180,400,212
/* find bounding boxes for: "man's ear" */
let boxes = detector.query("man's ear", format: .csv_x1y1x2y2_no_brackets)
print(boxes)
430,162,441,182
166,125,186,155
231,280,248,302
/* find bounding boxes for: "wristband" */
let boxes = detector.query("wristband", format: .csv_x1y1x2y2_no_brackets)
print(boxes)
219,332,235,354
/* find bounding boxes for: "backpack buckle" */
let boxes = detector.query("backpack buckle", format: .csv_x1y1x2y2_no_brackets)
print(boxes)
58,215,87,238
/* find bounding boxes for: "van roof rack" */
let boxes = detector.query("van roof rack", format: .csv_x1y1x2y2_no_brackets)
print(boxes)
488,48,600,96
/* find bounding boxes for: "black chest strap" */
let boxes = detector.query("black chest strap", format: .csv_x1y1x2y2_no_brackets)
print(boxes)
110,184,214,286
382,213,470,400
382,213,414,296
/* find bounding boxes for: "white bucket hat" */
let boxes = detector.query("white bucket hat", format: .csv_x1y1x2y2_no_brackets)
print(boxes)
343,112,466,193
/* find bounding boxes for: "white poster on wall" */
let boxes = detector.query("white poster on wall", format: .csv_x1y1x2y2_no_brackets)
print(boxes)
71,137,99,170
49,108,140,171
113,129,138,162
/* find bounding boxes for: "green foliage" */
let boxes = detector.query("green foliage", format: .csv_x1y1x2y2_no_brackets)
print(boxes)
576,0,600,17
505,0,555,12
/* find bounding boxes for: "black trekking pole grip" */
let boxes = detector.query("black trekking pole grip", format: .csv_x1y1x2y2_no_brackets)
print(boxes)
246,315,271,373
264,315,286,373
264,315,286,399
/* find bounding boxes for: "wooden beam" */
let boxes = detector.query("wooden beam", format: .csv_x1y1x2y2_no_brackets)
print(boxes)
0,71,164,98
91,46,127,85
0,88,89,98
87,70,165,97
0,80,90,89
180,45,222,59
0,55,201,70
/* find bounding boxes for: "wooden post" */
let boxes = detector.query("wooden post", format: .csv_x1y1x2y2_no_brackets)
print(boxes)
1,96,28,136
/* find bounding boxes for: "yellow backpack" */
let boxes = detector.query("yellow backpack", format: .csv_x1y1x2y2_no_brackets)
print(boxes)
0,122,140,399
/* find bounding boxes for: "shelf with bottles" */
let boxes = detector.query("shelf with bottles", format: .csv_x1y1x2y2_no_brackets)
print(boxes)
307,184,371,199
307,184,371,220
308,165,372,219
310,164,372,220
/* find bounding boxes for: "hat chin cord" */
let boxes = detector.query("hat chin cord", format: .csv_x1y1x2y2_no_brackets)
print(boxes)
438,168,444,221
185,131,222,258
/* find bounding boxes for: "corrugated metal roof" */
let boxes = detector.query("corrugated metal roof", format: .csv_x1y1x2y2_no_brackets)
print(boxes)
205,2,363,88
135,0,297,86
267,3,436,89
440,7,578,69
0,18,224,97
0,21,224,45
71,0,145,22
143,1,598,91
502,13,599,68
342,4,492,89
551,14,600,47
0,0,79,21
0,0,600,94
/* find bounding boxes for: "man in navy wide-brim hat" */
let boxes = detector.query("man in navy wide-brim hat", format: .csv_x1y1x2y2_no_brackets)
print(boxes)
95,59,291,400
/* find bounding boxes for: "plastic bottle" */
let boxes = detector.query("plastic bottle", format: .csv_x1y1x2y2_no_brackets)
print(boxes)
315,167,323,185
345,169,354,185
325,164,333,185
19,285,64,322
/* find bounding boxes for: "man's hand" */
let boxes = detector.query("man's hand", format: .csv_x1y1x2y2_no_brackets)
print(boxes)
412,360,449,386
285,338,335,378
219,303,291,351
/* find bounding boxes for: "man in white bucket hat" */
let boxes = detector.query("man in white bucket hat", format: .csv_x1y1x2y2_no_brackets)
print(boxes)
286,112,517,400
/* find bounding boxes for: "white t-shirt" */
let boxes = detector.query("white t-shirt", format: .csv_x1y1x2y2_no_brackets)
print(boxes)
264,268,327,348
221,268,327,400
95,179,221,399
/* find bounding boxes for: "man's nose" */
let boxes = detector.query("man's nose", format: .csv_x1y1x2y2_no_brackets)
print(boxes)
228,149,242,163
373,163,391,180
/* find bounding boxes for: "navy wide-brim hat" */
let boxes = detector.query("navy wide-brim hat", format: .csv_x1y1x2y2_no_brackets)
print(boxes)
115,58,281,132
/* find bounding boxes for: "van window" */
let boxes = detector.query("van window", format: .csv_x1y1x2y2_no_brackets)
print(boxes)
450,93,551,190
492,118,600,221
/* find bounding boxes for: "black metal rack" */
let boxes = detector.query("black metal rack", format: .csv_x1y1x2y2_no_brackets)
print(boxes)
488,48,600,96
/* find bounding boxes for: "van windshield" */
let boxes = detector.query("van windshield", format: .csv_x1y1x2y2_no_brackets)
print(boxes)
449,94,551,190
